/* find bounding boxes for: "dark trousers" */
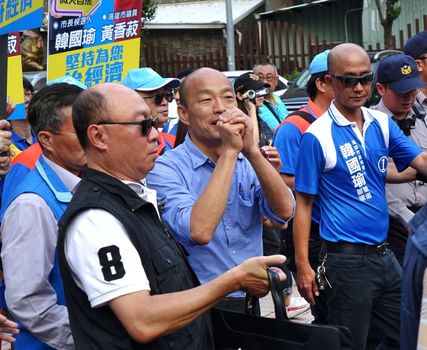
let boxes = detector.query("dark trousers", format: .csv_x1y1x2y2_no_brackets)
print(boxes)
325,249,401,350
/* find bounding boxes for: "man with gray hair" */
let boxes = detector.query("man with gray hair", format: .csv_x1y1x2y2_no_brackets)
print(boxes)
1,83,85,350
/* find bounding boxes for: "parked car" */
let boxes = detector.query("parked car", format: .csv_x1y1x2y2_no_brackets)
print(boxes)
223,70,289,97
281,49,402,113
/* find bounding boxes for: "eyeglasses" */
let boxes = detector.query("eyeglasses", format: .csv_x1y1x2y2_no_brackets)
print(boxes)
143,91,174,106
97,118,159,136
256,74,276,83
331,72,374,87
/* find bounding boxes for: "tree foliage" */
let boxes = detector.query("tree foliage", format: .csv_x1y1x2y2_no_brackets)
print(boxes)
375,0,401,48
142,0,157,37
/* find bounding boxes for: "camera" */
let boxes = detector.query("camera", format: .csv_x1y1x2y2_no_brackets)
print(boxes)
255,88,270,98
242,90,256,100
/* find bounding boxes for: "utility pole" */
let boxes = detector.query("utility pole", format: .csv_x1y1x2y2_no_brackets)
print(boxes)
225,0,235,70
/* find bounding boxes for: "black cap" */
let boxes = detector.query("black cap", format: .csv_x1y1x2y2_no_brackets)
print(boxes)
233,72,270,93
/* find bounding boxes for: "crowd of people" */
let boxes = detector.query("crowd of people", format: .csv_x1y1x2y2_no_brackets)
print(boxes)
0,30,426,350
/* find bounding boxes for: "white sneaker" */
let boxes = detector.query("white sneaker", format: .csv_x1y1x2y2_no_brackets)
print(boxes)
286,296,310,319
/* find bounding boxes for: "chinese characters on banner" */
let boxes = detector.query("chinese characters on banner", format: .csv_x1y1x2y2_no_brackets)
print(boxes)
47,0,142,87
7,32,26,120
0,0,43,35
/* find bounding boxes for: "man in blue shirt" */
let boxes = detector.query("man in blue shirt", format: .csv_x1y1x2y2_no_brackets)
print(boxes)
147,67,294,311
253,62,289,132
294,43,427,349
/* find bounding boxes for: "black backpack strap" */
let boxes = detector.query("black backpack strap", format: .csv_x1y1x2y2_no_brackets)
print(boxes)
264,101,282,124
288,110,317,124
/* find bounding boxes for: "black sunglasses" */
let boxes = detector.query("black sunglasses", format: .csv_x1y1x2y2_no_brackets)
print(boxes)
331,72,374,87
97,118,160,136
143,91,175,106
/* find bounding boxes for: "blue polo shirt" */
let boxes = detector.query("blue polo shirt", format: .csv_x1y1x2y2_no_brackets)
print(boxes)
273,100,322,223
295,103,422,245
146,134,288,297
258,94,288,131
11,130,37,152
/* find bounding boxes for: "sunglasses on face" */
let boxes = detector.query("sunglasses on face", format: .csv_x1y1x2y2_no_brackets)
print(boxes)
97,118,160,136
331,72,374,87
143,91,175,106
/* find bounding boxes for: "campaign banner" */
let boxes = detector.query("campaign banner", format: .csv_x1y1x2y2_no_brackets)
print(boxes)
7,32,25,120
0,0,43,35
47,0,142,86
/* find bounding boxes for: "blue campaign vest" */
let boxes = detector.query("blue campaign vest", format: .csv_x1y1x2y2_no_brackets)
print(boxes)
401,204,427,350
2,157,71,350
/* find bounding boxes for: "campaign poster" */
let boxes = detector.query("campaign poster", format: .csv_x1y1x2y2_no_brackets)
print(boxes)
7,32,25,120
0,0,43,35
47,0,142,87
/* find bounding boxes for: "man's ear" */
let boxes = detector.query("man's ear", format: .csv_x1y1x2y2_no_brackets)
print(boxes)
178,105,190,126
87,124,108,150
37,131,53,152
415,58,425,72
376,83,386,97
315,77,326,94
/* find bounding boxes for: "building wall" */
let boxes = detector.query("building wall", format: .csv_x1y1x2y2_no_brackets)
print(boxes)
362,0,426,49
142,28,225,57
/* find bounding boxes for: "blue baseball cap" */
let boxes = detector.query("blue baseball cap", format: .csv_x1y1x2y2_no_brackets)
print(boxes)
309,50,330,75
377,54,424,94
121,67,180,91
47,75,87,89
404,30,427,59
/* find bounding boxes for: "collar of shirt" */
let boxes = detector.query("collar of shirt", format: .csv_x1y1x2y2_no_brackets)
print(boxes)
306,98,323,118
374,99,415,120
183,134,244,170
43,155,81,192
416,89,427,107
11,130,37,149
122,179,160,217
328,101,374,128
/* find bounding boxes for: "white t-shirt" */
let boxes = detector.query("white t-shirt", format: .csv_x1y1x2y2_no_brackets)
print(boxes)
65,180,156,308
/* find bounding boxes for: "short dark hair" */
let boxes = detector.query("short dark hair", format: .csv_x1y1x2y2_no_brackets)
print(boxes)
28,83,83,135
72,89,109,149
176,68,194,80
306,73,326,100
23,77,34,93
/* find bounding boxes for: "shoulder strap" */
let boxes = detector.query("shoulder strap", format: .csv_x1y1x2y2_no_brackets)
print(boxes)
291,111,317,124
264,101,282,124
277,110,317,134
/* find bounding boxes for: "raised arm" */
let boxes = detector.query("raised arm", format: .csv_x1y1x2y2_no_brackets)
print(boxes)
109,254,286,343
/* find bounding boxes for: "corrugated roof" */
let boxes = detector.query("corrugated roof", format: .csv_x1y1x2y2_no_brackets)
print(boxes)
145,0,265,29
258,0,336,17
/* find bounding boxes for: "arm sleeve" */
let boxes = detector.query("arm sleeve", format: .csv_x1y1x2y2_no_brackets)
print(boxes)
386,188,415,225
295,132,325,195
146,160,198,246
388,117,423,172
273,122,303,175
65,209,151,308
1,194,74,350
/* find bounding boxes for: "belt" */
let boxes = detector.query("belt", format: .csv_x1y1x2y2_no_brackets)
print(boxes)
324,241,389,255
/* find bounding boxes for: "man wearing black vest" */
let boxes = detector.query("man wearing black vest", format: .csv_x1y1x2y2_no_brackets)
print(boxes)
58,82,286,350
